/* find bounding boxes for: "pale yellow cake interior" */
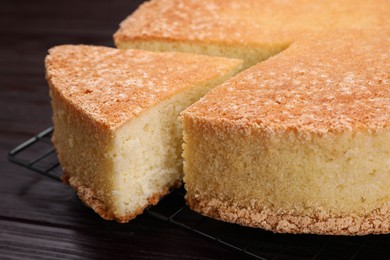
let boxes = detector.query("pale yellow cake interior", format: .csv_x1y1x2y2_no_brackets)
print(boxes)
110,75,240,218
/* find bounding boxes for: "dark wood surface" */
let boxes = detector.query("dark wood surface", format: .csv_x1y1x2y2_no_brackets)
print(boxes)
0,1,242,258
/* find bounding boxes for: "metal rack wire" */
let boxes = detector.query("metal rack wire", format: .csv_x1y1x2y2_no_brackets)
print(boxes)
8,128,390,259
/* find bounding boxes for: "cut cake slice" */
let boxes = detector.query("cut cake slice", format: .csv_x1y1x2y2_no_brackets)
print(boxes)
45,45,242,222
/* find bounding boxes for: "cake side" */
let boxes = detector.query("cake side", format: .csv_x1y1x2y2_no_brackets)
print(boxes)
49,85,117,220
181,30,390,234
183,116,390,234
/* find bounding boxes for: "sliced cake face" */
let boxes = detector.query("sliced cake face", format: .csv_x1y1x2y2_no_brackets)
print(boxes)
182,31,390,235
114,0,390,69
46,45,243,222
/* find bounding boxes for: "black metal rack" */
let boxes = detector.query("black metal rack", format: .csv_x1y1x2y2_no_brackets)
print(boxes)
8,128,390,259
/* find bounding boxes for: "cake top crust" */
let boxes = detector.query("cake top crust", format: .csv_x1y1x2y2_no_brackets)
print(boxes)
45,45,242,130
183,30,390,137
115,0,390,46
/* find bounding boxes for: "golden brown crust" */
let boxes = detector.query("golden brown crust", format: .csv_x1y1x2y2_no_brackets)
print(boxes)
45,45,242,131
187,195,390,235
114,0,390,46
69,177,116,221
68,173,182,223
183,30,390,138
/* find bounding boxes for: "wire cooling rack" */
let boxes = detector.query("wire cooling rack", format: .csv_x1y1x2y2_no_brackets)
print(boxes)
8,128,390,259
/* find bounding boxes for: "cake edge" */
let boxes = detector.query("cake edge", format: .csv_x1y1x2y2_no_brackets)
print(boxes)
64,170,182,223
186,194,390,235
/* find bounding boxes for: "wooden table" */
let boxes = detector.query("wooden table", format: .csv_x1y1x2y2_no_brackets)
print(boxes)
0,1,241,258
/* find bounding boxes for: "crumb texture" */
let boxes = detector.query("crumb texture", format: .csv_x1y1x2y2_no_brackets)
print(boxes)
69,173,181,223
